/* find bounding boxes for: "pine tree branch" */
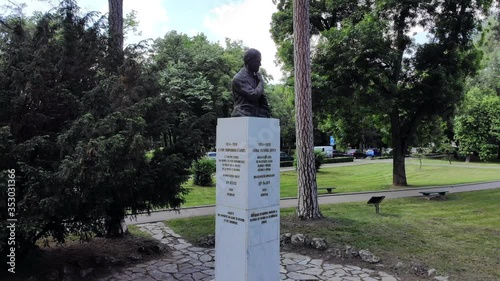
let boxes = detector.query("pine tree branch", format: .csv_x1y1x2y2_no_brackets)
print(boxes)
0,18,14,31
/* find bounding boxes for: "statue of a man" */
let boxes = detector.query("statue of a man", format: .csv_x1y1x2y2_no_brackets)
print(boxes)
231,48,271,118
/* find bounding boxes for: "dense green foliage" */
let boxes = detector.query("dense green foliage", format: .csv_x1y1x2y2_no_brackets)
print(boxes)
454,17,500,160
192,157,216,186
271,0,494,185
266,84,296,149
455,88,500,160
151,33,241,148
0,1,247,258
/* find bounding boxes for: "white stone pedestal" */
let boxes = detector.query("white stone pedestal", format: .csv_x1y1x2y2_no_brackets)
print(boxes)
215,117,280,281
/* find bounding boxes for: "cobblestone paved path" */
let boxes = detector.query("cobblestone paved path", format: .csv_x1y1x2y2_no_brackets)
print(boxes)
100,222,402,281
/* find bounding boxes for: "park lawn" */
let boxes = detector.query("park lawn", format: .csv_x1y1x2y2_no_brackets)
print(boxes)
182,162,500,207
405,157,500,167
166,189,500,281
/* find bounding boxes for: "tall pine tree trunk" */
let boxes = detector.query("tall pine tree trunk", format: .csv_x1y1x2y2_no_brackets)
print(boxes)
106,0,127,236
108,0,123,68
293,0,322,219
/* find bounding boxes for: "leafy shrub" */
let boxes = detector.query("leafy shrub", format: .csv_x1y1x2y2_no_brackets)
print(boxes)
192,157,216,186
0,1,213,259
293,150,325,171
314,150,325,171
145,150,155,162
323,157,354,163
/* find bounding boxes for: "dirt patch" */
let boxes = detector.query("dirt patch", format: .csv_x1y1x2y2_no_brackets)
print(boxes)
280,216,436,281
281,244,435,281
2,234,169,281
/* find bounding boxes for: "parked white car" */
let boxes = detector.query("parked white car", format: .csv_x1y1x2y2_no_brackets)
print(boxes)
314,146,334,158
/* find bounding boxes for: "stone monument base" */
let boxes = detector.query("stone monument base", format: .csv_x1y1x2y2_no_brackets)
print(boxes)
215,117,280,281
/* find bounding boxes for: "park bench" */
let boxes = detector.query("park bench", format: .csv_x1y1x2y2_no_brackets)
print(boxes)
420,191,448,197
318,187,336,194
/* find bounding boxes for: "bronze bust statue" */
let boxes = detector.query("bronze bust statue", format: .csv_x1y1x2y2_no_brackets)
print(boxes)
231,48,271,118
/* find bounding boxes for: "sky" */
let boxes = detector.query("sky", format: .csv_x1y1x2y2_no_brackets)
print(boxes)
16,0,284,82
12,0,432,84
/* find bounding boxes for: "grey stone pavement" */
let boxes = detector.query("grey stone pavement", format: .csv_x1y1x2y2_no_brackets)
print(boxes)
100,222,406,281
114,160,499,281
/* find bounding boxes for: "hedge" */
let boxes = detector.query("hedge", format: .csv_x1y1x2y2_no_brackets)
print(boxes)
280,161,294,167
323,157,354,163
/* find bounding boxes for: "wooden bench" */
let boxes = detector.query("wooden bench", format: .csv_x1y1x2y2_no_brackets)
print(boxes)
318,187,336,194
419,191,448,198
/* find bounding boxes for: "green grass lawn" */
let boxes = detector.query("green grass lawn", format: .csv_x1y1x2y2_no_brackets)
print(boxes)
128,224,153,239
166,189,500,281
406,157,500,167
182,161,500,207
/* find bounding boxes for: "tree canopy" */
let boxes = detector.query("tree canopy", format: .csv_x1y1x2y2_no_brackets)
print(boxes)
0,0,249,258
271,0,494,185
454,16,500,160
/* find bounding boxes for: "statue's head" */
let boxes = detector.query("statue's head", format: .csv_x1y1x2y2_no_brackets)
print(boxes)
244,48,261,73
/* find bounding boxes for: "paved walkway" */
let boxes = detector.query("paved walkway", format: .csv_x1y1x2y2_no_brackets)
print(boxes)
126,181,500,224
100,222,403,281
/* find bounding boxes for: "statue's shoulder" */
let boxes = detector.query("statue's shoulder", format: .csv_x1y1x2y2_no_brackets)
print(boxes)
233,67,249,81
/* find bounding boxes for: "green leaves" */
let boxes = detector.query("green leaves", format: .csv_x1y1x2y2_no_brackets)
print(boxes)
271,0,493,185
455,88,500,160
453,16,500,160
192,157,216,186
151,31,250,150
0,1,249,257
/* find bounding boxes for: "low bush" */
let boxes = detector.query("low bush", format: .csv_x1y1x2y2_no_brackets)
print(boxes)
323,157,354,163
293,150,325,171
280,161,294,167
368,156,392,160
192,157,216,186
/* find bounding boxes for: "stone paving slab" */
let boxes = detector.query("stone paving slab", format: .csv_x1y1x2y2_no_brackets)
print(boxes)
99,222,402,281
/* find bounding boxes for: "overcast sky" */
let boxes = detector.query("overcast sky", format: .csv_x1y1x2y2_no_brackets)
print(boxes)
17,0,283,82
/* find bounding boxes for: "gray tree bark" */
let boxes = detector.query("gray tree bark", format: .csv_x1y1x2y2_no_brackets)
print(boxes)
391,110,408,186
390,7,411,187
108,0,123,67
107,0,127,236
293,0,322,219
